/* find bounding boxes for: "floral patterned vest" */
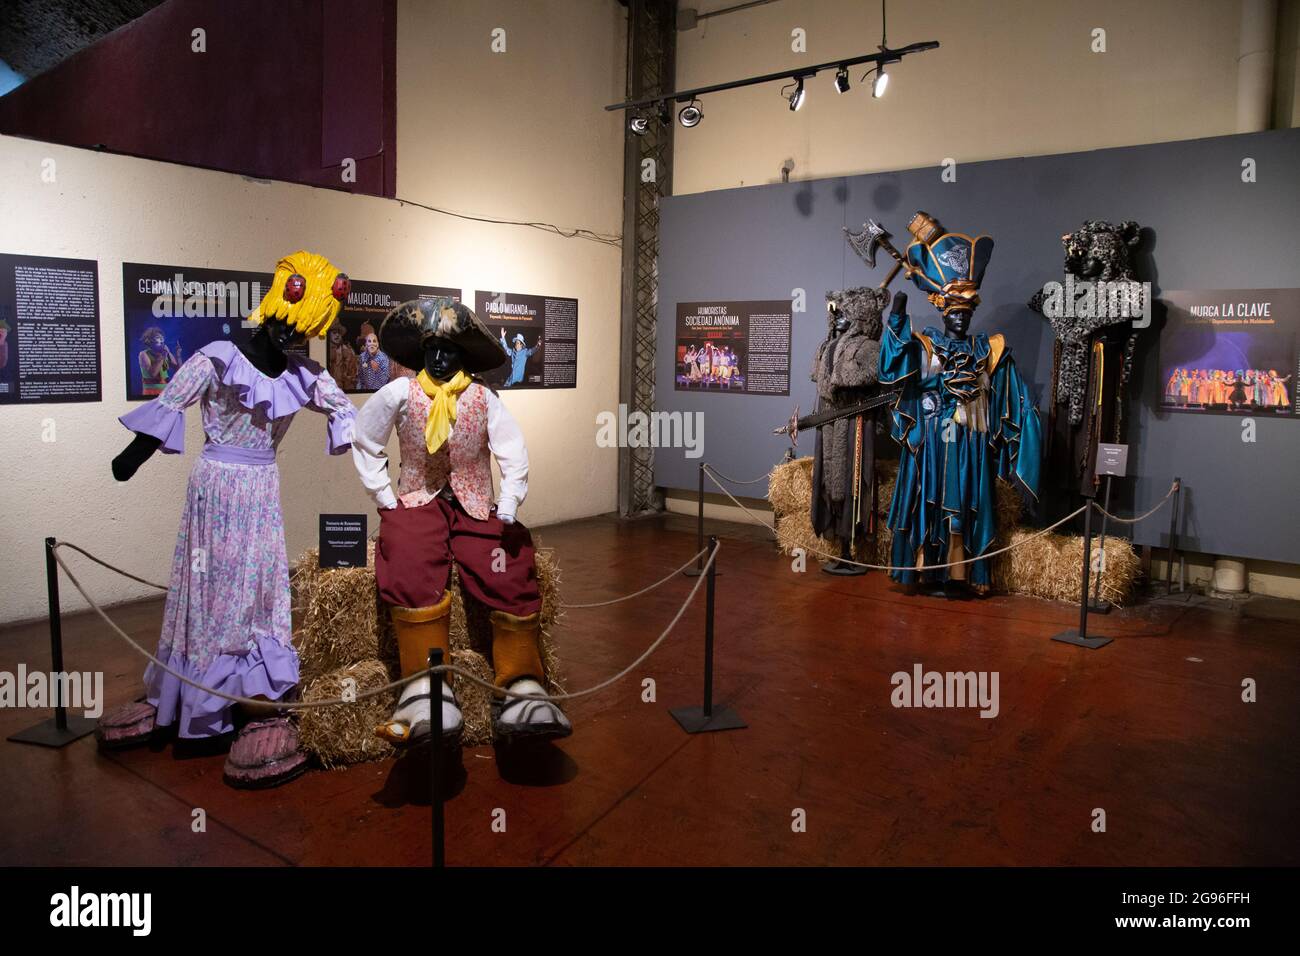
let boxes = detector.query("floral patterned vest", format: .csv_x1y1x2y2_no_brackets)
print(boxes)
396,378,494,519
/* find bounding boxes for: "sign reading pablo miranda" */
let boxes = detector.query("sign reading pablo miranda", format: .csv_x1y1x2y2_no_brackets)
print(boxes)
1158,289,1298,418
120,261,293,401
674,300,791,396
474,290,578,390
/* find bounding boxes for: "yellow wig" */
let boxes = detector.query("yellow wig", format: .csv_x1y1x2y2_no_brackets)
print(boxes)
249,250,347,338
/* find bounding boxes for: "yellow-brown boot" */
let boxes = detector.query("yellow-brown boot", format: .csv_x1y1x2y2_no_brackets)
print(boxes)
376,591,461,746
489,610,571,741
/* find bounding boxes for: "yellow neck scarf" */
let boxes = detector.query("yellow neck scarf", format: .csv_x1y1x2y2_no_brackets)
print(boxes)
417,369,471,454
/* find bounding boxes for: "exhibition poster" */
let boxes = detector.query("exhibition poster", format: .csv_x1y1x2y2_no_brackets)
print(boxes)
328,279,460,392
0,252,101,404
673,299,792,396
121,262,282,401
474,290,578,390
1159,289,1297,417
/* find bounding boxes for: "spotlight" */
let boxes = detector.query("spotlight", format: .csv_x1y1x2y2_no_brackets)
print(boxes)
678,99,703,127
872,68,889,98
834,67,850,94
629,114,649,135
788,77,806,111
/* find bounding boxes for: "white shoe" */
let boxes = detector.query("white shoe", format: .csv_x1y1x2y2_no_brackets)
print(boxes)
375,676,463,746
492,678,572,741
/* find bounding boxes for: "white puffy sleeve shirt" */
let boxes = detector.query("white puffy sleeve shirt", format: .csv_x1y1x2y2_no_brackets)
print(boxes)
351,378,529,520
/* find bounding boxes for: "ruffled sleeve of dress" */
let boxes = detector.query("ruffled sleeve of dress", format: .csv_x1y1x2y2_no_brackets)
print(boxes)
308,367,358,455
118,351,216,454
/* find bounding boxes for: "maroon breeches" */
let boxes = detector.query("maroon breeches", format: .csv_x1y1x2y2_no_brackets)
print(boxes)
374,496,542,615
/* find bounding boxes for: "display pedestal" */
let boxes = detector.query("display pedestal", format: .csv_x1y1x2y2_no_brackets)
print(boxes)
672,536,746,734
1050,498,1112,650
670,705,747,734
8,538,99,748
7,716,96,747
1050,629,1113,650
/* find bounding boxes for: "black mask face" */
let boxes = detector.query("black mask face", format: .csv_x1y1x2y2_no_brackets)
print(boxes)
424,339,466,381
828,303,851,335
943,309,972,340
260,317,303,353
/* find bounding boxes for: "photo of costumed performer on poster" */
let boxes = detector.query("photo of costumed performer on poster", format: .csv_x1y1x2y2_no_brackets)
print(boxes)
138,326,183,397
499,327,543,387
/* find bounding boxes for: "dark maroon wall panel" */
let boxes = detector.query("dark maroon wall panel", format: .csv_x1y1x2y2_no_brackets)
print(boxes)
0,0,397,198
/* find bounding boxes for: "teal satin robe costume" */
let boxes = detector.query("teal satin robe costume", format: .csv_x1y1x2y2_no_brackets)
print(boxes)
879,225,1042,588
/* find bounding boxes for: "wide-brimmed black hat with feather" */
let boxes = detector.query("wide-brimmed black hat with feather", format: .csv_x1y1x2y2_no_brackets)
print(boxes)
378,296,506,374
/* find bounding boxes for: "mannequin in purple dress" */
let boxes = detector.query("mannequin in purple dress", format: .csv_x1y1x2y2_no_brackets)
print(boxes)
97,251,356,789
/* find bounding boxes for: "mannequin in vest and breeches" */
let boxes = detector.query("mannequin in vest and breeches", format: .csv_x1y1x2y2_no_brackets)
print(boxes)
352,297,571,747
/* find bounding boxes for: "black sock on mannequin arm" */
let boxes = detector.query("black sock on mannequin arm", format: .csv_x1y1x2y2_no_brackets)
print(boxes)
112,433,162,481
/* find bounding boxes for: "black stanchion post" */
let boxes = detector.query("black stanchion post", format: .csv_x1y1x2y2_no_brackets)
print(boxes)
671,537,746,733
429,648,445,869
1089,476,1113,614
1164,476,1181,594
702,534,716,718
685,464,723,577
9,539,97,747
685,462,706,577
1051,502,1113,649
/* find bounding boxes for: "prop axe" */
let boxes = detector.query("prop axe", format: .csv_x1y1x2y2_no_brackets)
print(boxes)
845,219,916,289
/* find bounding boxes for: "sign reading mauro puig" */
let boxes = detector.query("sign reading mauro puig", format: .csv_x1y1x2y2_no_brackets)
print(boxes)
674,299,791,396
329,279,461,393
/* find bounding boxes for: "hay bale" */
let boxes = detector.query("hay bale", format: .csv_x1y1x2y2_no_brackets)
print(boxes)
290,542,566,762
768,457,813,519
775,512,838,564
290,541,393,681
991,527,1140,606
298,659,398,768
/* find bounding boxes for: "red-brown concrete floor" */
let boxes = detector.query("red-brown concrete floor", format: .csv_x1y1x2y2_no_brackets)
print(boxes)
1,512,1296,866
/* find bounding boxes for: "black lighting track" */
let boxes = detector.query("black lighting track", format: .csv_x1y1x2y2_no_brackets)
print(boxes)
604,40,939,112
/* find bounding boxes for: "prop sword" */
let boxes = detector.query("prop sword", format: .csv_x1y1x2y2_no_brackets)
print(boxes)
773,389,901,447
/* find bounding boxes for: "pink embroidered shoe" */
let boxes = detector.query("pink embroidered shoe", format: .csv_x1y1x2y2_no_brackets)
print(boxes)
222,717,309,789
95,700,158,750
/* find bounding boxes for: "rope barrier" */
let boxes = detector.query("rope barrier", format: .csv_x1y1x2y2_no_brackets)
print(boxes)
702,468,1179,573
700,463,773,486
1092,486,1177,525
50,539,717,708
559,547,708,608
49,474,1173,713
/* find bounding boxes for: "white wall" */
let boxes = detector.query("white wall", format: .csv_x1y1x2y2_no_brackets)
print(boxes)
0,0,627,624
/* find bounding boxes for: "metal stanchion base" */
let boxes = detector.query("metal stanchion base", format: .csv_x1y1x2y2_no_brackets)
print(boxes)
683,568,723,578
823,561,868,576
669,705,746,734
8,715,97,747
1050,629,1113,650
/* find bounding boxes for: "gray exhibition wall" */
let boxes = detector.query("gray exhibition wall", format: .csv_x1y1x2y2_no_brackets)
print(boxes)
655,128,1300,564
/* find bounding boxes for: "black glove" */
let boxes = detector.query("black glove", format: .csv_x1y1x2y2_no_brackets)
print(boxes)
891,290,908,316
112,433,162,482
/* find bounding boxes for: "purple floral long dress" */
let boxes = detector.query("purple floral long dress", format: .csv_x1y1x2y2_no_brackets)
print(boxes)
119,340,356,738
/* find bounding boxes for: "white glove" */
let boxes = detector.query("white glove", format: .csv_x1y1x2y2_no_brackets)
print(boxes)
496,497,517,524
